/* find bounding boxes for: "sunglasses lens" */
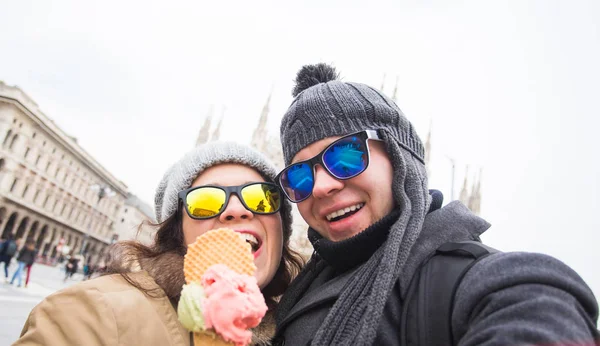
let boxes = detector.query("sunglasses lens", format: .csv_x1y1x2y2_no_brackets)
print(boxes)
241,183,281,214
185,187,226,218
323,135,368,178
280,162,313,202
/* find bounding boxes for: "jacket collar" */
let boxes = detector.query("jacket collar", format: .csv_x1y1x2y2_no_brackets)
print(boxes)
398,201,491,294
277,266,357,330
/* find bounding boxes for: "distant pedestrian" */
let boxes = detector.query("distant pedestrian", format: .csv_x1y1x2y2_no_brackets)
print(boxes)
83,262,95,281
63,251,80,282
24,246,39,288
0,234,19,283
10,240,36,288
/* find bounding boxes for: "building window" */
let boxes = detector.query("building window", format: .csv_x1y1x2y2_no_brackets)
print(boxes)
46,161,51,172
22,185,29,198
60,204,67,216
24,147,30,159
43,195,50,208
33,190,40,203
2,129,13,146
35,155,41,165
43,141,46,146
32,132,36,139
10,178,18,192
9,135,19,150
121,218,125,223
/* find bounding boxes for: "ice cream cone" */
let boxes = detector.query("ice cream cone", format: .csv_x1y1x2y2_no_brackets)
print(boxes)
179,228,266,346
193,331,234,346
184,228,256,284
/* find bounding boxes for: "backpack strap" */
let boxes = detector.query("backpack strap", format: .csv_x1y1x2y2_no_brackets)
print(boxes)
401,241,498,346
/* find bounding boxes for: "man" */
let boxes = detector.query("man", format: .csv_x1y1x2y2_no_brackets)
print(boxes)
0,233,19,282
273,63,599,345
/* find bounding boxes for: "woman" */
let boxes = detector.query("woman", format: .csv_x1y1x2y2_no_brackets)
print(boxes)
14,141,304,346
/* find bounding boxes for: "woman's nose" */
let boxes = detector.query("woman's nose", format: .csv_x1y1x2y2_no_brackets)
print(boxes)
219,195,253,222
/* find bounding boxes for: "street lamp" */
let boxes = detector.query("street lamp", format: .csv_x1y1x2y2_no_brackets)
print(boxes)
80,184,115,255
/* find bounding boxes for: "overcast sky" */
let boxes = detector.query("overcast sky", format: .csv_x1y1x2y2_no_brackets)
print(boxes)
1,0,598,298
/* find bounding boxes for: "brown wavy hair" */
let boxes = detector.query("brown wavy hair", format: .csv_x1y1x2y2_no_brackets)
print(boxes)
104,205,305,310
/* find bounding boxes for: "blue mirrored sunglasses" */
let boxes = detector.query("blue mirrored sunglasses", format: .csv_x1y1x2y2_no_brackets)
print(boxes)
276,130,383,203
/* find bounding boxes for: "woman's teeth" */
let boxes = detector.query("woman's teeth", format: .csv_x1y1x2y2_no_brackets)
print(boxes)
326,203,364,221
238,233,260,252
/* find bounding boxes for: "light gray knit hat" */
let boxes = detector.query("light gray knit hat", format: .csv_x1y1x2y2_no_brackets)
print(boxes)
278,63,431,345
154,141,292,239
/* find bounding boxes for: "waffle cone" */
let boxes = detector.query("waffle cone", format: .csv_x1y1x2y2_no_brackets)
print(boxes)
184,228,256,284
193,332,234,346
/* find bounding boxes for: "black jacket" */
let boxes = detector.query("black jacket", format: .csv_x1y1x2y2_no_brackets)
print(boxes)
274,202,599,345
17,248,37,266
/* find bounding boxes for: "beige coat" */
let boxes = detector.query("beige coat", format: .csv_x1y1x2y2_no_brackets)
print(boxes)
13,271,274,346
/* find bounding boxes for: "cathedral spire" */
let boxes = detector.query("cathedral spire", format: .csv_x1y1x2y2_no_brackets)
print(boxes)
251,90,271,152
195,105,214,146
469,168,482,214
392,76,399,103
211,106,225,141
380,73,387,92
459,166,470,206
425,119,432,174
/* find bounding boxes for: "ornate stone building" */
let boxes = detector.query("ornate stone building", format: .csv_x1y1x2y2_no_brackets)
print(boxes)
0,81,128,263
115,193,155,246
380,74,483,215
458,168,482,215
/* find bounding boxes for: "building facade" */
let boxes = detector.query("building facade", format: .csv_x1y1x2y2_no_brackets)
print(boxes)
0,81,128,263
115,193,155,245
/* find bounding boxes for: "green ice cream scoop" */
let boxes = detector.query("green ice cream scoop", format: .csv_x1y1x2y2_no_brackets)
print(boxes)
177,282,206,332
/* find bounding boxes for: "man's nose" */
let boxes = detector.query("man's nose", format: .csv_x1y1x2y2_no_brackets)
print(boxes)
311,165,344,199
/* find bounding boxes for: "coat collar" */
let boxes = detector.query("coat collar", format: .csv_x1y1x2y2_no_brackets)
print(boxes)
277,266,356,330
399,201,491,294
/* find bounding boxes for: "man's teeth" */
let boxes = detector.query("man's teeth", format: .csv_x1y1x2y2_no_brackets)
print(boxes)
326,203,364,221
238,233,259,251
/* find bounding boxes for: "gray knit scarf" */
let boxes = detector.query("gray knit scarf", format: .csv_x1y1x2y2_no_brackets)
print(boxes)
306,131,430,345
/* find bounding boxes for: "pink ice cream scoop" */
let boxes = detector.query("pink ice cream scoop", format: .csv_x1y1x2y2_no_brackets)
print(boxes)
201,264,268,346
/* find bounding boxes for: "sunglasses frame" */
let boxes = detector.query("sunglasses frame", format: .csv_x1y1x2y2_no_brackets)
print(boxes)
276,129,383,203
178,182,282,220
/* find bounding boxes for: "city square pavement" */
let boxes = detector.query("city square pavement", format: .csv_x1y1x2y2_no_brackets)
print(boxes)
0,262,84,345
